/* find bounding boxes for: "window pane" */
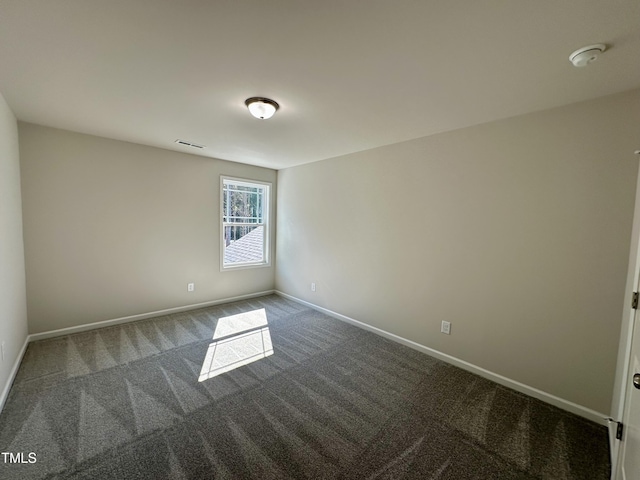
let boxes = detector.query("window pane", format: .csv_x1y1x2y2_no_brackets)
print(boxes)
223,224,264,265
222,177,269,268
223,183,264,224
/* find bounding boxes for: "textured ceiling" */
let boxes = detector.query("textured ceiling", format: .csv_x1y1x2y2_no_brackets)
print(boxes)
0,0,639,169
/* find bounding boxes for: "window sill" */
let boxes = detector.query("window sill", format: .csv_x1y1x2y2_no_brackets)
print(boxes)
221,261,271,272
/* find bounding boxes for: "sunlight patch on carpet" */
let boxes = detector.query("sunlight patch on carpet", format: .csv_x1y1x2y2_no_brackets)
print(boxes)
199,308,273,382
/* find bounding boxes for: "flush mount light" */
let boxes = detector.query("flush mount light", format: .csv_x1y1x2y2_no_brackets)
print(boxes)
245,97,279,120
569,44,606,67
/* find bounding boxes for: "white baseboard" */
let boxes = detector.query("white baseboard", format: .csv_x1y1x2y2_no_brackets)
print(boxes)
276,290,609,426
12,289,609,426
0,335,29,413
29,290,275,342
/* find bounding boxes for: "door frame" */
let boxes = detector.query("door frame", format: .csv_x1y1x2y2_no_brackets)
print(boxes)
612,153,640,479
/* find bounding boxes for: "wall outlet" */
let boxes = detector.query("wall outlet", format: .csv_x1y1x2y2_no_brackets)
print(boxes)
187,283,195,292
1,341,5,361
441,321,451,335
311,282,316,292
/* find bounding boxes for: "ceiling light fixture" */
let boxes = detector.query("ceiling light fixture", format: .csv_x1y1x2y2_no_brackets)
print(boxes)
569,44,606,67
245,97,279,120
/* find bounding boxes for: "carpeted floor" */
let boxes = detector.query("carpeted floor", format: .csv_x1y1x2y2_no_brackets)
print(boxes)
0,294,610,479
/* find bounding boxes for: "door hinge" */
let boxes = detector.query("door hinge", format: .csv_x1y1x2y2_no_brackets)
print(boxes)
632,292,639,309
616,422,624,440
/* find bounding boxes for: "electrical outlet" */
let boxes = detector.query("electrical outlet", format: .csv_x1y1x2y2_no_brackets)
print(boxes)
1,341,5,361
187,283,195,292
441,321,451,335
311,282,316,292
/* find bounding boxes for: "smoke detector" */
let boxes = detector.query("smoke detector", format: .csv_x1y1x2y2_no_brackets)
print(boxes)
569,44,606,67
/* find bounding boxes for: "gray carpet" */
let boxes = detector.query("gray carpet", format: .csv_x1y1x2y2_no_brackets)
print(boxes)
0,294,610,479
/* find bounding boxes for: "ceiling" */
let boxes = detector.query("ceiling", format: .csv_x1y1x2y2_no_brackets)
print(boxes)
0,1,638,170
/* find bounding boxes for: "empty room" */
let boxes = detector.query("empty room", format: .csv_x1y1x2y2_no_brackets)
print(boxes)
1,1,640,479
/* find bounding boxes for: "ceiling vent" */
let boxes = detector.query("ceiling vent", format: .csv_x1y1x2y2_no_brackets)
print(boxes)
175,139,205,149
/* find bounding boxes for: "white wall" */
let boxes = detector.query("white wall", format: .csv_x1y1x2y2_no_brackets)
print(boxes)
19,123,276,334
276,89,640,415
0,93,28,404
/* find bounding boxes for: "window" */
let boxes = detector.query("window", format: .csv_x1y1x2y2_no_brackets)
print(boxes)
221,176,270,269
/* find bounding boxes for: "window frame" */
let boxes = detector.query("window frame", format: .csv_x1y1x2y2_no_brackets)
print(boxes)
220,175,271,271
